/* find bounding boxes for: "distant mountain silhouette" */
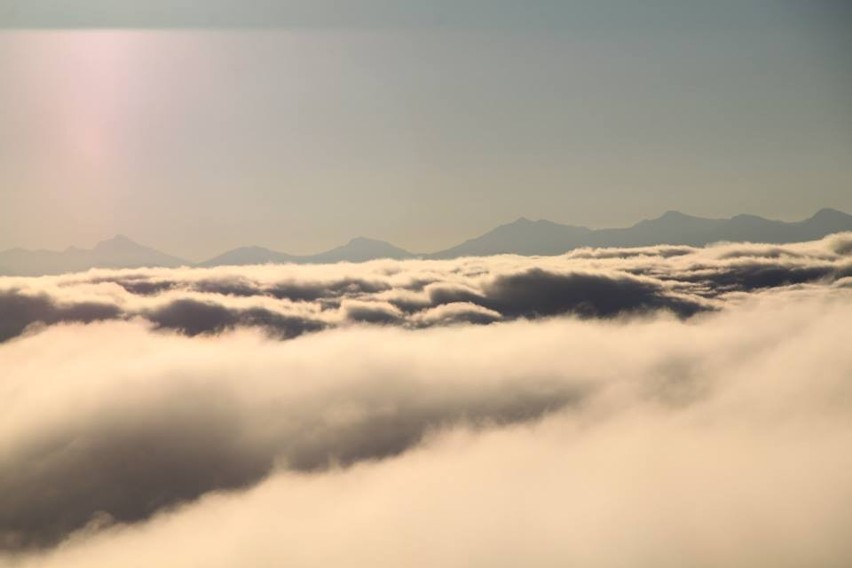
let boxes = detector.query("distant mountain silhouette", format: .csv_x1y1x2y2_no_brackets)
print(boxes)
306,237,413,264
428,208,852,257
0,235,187,276
198,246,297,268
582,208,852,248
429,218,592,259
199,237,412,268
1,209,850,275
585,211,726,248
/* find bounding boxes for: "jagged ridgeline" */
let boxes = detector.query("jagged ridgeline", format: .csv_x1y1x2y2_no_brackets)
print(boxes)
1,208,851,276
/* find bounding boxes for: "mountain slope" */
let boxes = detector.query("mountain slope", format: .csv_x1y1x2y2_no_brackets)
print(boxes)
0,235,188,276
197,246,297,268
3,209,850,275
429,218,592,259
305,237,413,264
430,208,852,257
589,211,726,247
198,238,412,268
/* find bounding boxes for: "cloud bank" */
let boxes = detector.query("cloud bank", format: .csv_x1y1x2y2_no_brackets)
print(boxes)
1,234,851,566
1,233,850,344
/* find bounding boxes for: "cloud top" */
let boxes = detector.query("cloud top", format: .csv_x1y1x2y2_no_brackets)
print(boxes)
1,234,851,566
0,233,849,345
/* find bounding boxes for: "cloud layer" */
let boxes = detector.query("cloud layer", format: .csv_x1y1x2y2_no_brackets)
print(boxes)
1,235,851,566
1,233,850,345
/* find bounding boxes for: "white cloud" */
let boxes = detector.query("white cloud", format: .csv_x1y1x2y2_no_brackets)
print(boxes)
1,235,851,565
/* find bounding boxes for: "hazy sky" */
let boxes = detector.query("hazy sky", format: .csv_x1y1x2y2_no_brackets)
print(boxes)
1,1,850,259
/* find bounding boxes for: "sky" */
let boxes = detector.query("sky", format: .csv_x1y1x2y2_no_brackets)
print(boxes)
0,1,850,260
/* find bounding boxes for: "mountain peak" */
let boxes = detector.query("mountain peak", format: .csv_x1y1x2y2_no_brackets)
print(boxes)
502,217,573,230
103,234,134,244
309,236,412,263
0,234,186,275
509,217,565,227
731,214,763,221
809,208,850,222
94,234,146,252
336,236,407,253
632,210,693,227
659,210,689,220
346,236,386,246
198,245,292,267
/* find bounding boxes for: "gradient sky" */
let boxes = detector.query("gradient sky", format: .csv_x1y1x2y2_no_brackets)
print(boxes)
1,1,850,259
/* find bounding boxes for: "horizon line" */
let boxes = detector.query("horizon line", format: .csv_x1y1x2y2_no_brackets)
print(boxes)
2,206,849,263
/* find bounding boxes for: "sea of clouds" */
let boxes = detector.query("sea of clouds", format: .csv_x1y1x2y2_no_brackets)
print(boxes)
2,234,852,567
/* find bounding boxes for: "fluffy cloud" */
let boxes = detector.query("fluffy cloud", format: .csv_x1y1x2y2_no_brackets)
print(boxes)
0,233,849,344
1,234,851,566
0,291,120,342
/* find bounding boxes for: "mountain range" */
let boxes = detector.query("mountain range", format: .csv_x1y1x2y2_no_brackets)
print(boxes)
0,235,186,276
2,208,851,276
197,237,413,268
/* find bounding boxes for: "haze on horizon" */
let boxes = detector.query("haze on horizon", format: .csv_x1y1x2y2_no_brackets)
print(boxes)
1,0,850,259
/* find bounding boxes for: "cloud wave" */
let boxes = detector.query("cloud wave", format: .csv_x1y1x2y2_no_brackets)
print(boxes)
1,234,851,566
0,233,849,344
